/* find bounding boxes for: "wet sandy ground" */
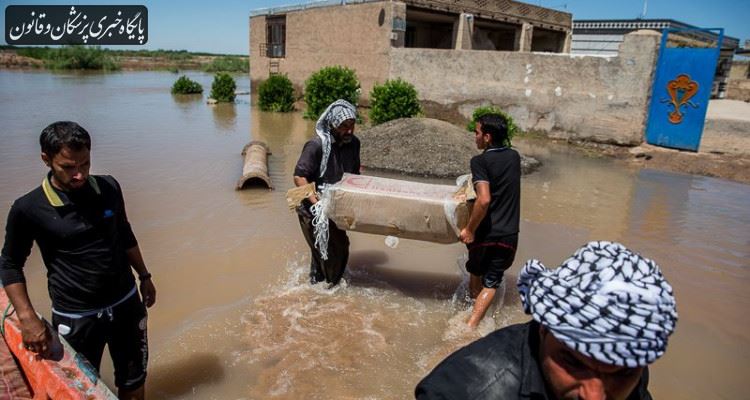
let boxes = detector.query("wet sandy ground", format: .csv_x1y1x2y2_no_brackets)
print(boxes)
0,70,748,399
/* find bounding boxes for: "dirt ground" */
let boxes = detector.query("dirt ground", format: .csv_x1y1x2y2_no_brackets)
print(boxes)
566,140,750,184
358,118,540,178
0,50,43,68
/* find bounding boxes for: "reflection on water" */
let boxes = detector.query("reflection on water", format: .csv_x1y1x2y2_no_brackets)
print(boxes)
0,70,748,399
211,102,238,133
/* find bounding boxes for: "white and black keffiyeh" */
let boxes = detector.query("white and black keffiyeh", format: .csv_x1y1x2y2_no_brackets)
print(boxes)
314,99,357,178
310,99,356,260
517,241,677,368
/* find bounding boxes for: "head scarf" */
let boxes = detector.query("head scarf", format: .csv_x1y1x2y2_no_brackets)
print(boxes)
517,241,677,368
314,99,357,178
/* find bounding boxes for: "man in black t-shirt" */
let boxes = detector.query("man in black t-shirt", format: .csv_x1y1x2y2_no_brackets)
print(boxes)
293,100,360,287
459,114,521,328
0,121,155,399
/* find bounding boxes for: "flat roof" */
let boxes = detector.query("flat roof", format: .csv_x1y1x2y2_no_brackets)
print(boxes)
250,0,379,17
572,18,739,46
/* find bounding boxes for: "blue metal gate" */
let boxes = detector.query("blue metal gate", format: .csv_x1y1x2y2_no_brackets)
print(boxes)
645,28,723,151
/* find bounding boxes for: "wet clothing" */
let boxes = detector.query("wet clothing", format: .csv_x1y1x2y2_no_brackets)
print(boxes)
0,174,148,389
415,320,653,400
52,289,148,390
297,212,350,285
466,234,517,288
294,135,361,189
294,135,360,285
469,146,521,242
0,174,137,312
466,146,521,287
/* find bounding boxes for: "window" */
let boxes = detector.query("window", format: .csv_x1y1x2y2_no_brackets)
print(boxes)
266,16,286,58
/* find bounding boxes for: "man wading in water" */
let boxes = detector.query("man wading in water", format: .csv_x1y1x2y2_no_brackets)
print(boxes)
459,114,521,328
294,99,360,287
0,121,156,399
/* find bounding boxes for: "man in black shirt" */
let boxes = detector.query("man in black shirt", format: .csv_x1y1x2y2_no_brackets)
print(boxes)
0,121,156,399
416,241,678,400
294,100,360,287
459,114,521,328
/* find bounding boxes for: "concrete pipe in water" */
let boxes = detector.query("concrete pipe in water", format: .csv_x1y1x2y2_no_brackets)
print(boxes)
236,141,273,190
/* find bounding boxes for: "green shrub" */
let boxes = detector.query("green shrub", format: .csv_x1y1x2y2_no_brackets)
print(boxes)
369,79,422,125
171,75,203,94
30,46,120,70
257,75,295,112
303,66,360,119
210,73,237,102
203,56,249,73
466,106,518,147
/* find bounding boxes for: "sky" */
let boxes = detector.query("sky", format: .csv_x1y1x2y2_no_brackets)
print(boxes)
2,0,749,55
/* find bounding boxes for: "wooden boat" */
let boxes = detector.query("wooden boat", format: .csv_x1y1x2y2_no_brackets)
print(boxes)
0,289,117,399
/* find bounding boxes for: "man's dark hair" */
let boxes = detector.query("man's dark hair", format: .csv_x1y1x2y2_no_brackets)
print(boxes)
39,121,91,157
477,114,509,147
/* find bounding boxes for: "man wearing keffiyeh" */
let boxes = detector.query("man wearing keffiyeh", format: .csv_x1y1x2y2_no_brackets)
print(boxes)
293,99,360,287
416,241,677,400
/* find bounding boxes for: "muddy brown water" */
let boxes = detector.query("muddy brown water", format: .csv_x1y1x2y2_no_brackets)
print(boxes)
0,70,748,399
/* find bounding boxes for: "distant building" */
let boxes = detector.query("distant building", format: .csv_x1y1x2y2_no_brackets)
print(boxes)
249,0,572,97
572,19,740,98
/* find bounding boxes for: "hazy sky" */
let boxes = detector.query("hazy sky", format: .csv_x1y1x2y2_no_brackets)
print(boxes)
2,0,748,55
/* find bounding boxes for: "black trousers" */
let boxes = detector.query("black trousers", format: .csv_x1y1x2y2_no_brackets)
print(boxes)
297,212,350,286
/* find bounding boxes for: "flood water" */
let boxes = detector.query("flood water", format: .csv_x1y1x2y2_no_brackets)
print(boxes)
0,70,748,399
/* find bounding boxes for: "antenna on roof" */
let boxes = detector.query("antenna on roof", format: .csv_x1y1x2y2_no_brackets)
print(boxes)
639,0,648,19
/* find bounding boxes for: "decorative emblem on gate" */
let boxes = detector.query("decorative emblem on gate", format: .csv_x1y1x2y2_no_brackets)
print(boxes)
662,74,699,124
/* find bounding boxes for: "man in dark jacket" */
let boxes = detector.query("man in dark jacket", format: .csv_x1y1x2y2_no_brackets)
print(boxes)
0,121,156,399
416,241,677,400
293,99,360,287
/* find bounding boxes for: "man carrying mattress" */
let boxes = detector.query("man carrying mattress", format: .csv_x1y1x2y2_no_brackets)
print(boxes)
459,113,521,328
293,99,360,287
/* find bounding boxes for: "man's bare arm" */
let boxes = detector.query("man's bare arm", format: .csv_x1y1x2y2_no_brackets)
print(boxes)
460,182,490,244
126,246,156,308
4,282,51,356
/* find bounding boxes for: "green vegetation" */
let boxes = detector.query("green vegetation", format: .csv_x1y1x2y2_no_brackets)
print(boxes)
369,78,422,125
303,66,360,119
467,106,518,147
210,73,236,102
171,75,203,95
203,56,248,73
257,75,295,112
16,46,120,70
3,45,248,72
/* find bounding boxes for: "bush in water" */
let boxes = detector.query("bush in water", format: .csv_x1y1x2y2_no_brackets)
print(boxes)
303,66,360,119
210,73,236,103
171,75,203,94
369,78,422,125
257,75,295,112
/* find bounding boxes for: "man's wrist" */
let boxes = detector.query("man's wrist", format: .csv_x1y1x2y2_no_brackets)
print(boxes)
17,309,39,322
138,272,152,281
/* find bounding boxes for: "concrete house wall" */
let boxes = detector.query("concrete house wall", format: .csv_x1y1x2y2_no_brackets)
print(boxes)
390,31,661,145
250,1,396,97
250,2,664,145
